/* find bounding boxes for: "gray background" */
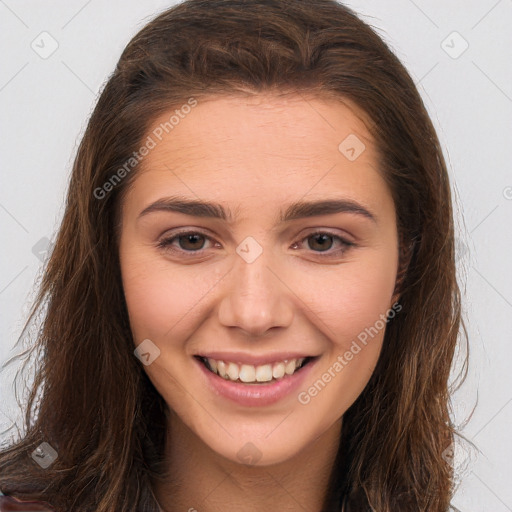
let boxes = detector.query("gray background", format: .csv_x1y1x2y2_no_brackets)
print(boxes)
1,1,511,509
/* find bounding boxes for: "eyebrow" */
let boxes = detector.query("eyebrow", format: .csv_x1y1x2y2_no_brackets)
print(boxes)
137,195,377,224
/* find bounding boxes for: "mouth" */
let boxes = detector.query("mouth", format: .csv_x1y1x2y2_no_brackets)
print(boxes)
194,355,316,385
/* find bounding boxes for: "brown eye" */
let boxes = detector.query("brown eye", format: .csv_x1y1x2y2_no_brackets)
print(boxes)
176,233,207,251
307,233,335,252
157,230,216,257
292,230,355,258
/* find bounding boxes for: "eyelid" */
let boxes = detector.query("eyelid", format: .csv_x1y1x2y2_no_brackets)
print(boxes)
156,228,216,254
294,230,355,257
299,226,356,243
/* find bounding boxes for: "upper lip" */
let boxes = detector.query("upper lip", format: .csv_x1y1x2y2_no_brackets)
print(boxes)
195,351,317,366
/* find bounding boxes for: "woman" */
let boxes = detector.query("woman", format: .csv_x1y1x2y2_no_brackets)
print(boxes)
0,0,467,510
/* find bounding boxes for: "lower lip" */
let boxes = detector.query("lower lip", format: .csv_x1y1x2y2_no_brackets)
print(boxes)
194,357,318,407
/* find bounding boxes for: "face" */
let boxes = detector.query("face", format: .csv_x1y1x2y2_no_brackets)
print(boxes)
119,93,399,466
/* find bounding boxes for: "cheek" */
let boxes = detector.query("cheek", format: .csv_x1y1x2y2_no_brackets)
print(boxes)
296,267,395,424
304,249,398,346
120,246,174,340
296,253,397,419
120,248,219,342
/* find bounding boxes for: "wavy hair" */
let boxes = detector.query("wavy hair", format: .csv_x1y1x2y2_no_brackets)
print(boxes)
0,1,467,510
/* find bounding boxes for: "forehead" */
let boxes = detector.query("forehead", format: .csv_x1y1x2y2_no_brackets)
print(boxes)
122,93,393,224
143,92,374,169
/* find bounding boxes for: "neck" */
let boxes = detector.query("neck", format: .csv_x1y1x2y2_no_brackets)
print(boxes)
152,409,343,512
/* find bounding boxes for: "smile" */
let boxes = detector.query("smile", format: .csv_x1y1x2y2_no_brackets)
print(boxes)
197,356,312,384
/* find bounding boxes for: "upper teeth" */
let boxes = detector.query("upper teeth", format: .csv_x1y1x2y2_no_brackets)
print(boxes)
205,357,306,383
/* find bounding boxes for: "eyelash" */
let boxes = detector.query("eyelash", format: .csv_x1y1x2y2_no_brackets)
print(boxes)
156,229,356,259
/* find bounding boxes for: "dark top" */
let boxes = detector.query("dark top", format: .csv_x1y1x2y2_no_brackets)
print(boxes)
0,491,54,511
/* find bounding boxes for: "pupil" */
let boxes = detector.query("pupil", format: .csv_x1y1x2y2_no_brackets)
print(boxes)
180,234,204,250
310,234,332,252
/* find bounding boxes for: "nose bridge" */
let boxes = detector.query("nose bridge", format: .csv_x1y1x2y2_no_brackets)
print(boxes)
217,236,293,335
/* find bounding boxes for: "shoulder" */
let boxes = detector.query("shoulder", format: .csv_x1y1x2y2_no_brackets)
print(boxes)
0,491,55,511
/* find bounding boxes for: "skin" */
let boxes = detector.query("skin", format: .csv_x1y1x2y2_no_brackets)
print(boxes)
119,93,400,511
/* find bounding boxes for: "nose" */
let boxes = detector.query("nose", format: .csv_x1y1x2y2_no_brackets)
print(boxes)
217,244,294,337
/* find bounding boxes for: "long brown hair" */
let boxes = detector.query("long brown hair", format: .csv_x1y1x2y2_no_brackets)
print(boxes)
0,1,467,510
